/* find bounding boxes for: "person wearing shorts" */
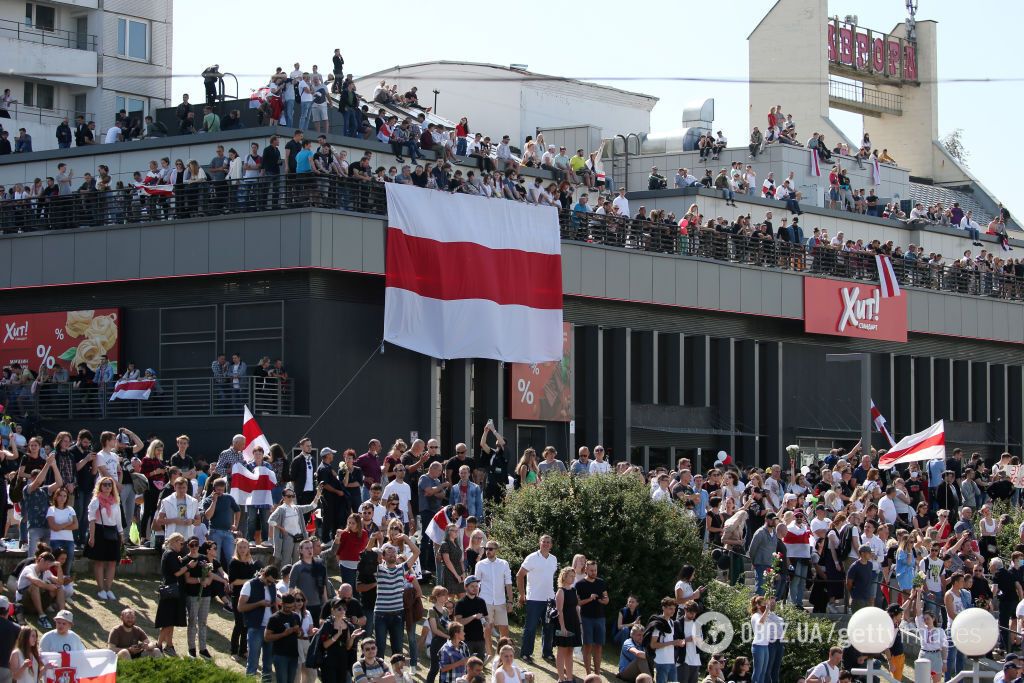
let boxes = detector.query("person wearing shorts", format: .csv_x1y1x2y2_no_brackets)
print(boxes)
474,541,513,658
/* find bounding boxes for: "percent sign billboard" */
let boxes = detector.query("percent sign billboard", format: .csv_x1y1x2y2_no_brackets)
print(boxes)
509,322,573,422
0,309,121,373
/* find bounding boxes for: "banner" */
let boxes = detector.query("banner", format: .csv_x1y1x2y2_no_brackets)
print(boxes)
1,309,120,373
804,278,907,343
230,462,277,507
878,420,946,470
109,378,155,401
509,322,573,421
43,649,117,683
383,183,563,363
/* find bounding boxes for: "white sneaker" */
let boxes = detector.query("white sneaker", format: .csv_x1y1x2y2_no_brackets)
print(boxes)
97,591,109,600
107,591,117,601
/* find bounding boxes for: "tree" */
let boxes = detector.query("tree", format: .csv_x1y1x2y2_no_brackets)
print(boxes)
487,472,715,619
941,128,970,167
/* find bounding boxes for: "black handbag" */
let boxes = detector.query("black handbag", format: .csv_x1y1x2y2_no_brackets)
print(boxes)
159,583,180,599
99,525,119,542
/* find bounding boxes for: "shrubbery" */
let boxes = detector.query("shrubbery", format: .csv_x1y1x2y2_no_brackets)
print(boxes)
118,656,251,682
994,499,1024,562
488,472,715,616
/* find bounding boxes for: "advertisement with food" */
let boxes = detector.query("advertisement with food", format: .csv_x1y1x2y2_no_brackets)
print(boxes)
509,322,573,422
1,309,121,373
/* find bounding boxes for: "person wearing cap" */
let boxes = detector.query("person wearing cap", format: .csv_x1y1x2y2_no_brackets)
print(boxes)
748,513,779,595
39,609,83,654
846,545,876,611
454,575,487,658
289,439,319,508
648,166,666,191
317,447,349,541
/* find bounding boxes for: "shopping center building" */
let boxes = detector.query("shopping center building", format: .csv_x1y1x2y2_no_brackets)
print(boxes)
0,0,1020,469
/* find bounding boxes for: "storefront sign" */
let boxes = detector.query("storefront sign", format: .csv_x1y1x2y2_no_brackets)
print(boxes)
804,279,907,342
1,309,121,372
509,322,573,421
828,21,917,82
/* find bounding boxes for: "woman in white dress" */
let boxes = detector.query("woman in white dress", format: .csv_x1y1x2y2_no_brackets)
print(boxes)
492,644,534,683
10,626,49,683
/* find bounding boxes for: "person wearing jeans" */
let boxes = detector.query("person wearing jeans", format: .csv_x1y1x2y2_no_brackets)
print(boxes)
517,535,557,661
238,566,279,679
200,478,240,568
649,598,680,683
265,593,302,683
374,542,418,657
749,596,779,683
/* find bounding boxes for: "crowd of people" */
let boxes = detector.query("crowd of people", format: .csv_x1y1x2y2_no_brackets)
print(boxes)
0,399,1021,683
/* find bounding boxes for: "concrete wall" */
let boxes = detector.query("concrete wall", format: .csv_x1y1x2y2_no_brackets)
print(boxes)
748,0,854,149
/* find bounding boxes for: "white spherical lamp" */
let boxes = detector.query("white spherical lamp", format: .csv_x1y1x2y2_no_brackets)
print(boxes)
950,608,998,657
846,606,895,655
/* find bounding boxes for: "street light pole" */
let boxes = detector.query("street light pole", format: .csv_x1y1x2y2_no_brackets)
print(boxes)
826,353,872,454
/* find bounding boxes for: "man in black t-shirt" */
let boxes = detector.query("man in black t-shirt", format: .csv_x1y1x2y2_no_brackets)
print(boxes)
444,445,476,485
454,576,488,658
265,593,302,680
478,421,507,501
69,429,94,546
576,560,609,676
261,136,282,210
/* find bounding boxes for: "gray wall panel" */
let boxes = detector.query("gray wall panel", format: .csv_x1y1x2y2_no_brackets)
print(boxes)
909,291,927,330
242,216,285,270
579,247,607,298
675,260,699,308
0,239,11,288
1009,306,1024,343
760,271,783,316
138,226,176,278
208,221,244,273
739,268,762,314
560,243,582,295
779,273,803,318
719,268,741,312
280,219,302,268
961,300,979,339
42,235,76,285
651,257,675,304
105,228,139,280
927,294,944,332
173,223,210,275
10,237,43,288
696,261,721,310
604,250,630,300
628,253,654,303
361,219,385,273
944,297,962,336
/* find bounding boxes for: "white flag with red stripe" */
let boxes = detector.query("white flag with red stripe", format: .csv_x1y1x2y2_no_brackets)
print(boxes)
808,148,821,177
109,378,156,400
877,420,945,470
425,505,467,544
230,462,277,506
870,399,896,447
242,404,272,463
875,254,901,298
871,156,882,186
133,182,174,197
383,183,563,363
43,649,117,683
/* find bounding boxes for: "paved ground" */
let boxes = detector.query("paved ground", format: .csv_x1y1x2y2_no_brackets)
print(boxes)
49,578,622,681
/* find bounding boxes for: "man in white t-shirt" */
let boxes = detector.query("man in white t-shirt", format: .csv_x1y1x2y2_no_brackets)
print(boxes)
589,446,611,475
878,487,898,525
612,187,630,217
155,477,200,539
17,552,65,626
649,597,682,683
516,535,557,662
104,123,122,144
806,646,843,683
382,465,414,530
297,73,313,130
94,431,122,483
809,505,831,538
475,540,514,657
238,565,280,677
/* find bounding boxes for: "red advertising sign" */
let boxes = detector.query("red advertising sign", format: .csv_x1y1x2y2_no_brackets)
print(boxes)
509,322,573,421
804,278,907,343
827,21,917,82
1,309,121,373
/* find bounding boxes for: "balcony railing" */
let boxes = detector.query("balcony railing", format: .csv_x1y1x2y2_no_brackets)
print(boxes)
0,17,97,51
829,77,903,116
1,104,94,127
2,174,1020,302
4,376,295,420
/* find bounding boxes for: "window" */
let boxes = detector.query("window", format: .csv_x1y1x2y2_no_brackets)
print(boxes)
25,3,56,31
73,93,87,118
116,17,147,60
23,82,55,110
115,95,146,120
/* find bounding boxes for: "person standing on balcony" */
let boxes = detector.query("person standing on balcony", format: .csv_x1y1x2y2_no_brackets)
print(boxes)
202,65,222,106
56,117,72,149
227,353,247,411
332,49,345,85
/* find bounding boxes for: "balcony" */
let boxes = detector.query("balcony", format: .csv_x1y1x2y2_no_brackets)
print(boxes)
829,77,903,117
0,18,98,88
16,376,296,420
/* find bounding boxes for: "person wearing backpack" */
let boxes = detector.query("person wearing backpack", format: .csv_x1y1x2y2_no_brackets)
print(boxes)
642,597,683,683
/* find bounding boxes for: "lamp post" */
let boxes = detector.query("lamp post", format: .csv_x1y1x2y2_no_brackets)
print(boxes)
848,606,896,683
947,608,998,683
826,353,871,454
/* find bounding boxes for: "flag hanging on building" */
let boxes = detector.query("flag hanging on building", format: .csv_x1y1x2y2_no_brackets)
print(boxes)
43,649,117,683
870,400,896,447
229,462,277,507
425,504,467,544
877,420,945,470
871,156,882,186
875,254,901,298
109,378,156,400
242,405,272,463
383,183,563,363
808,148,821,177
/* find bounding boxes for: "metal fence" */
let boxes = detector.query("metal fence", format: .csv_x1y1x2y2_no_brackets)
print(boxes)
8,376,295,420
3,174,1021,301
829,77,903,115
0,17,97,51
0,104,94,127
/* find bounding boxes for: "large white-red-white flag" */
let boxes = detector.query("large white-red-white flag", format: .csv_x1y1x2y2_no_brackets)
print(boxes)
877,420,945,470
383,183,563,363
230,462,277,506
109,378,156,400
875,254,901,298
133,182,174,197
242,405,272,463
43,649,117,683
425,505,467,544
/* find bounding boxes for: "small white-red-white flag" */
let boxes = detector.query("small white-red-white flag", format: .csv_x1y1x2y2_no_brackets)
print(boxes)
230,462,277,506
875,254,901,298
870,399,896,447
871,156,882,187
242,405,272,463
109,378,156,401
425,505,467,544
877,420,945,470
808,148,821,177
43,649,117,683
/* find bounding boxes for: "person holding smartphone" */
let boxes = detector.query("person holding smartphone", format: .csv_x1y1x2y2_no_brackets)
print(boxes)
553,566,582,683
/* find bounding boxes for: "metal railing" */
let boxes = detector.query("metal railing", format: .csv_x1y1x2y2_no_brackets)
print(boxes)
829,77,903,115
0,17,97,51
4,376,294,420
0,104,94,127
3,174,1021,301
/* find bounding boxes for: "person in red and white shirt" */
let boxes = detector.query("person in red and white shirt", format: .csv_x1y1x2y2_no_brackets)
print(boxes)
783,510,814,606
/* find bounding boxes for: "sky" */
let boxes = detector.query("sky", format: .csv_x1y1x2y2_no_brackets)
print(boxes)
172,0,1020,212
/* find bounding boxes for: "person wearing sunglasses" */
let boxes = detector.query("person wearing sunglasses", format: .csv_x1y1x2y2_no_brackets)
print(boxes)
268,485,322,566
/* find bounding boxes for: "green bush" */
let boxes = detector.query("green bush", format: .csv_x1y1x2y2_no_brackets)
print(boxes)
701,581,834,681
487,472,715,618
994,500,1024,562
117,656,251,683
